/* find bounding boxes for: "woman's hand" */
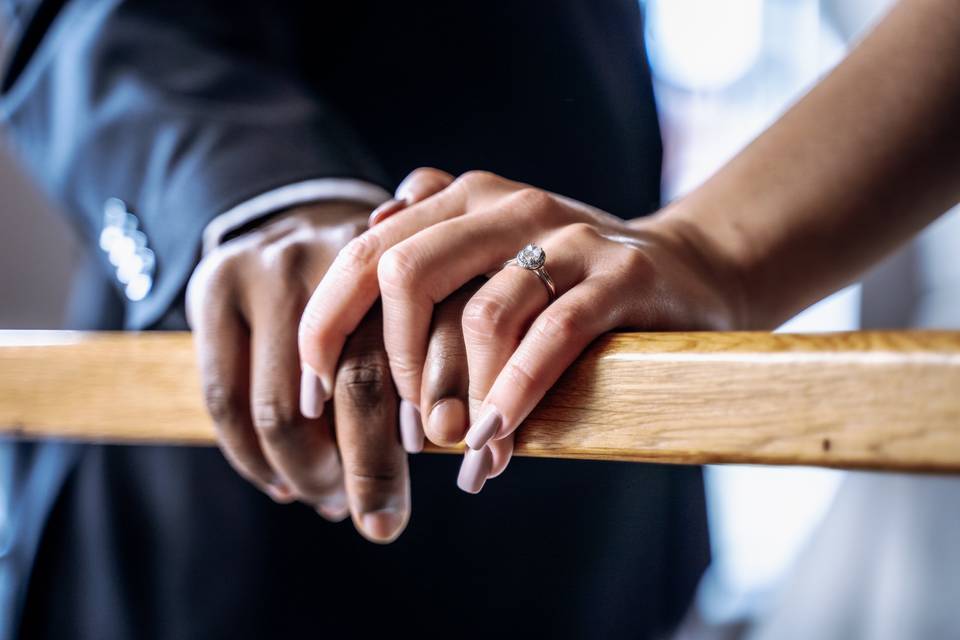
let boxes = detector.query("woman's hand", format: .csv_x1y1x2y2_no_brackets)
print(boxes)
300,169,744,490
366,172,508,487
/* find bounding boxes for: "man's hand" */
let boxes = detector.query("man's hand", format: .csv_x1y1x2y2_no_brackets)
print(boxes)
185,201,411,543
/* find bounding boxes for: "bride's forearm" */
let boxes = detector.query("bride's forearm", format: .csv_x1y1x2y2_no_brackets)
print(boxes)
643,0,960,329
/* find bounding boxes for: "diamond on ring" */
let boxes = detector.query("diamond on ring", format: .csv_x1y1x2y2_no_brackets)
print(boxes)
516,244,546,270
503,243,556,302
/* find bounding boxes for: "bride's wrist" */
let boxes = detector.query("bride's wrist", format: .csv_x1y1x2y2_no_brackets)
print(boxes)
627,203,753,330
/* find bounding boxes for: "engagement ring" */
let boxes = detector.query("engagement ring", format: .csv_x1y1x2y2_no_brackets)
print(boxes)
504,244,556,301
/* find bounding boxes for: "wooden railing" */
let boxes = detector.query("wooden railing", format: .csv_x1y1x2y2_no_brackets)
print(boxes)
1,330,959,472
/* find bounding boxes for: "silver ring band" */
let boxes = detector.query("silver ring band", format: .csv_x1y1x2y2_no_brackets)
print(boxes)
503,244,556,302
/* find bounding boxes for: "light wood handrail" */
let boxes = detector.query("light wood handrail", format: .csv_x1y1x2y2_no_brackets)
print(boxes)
1,330,959,472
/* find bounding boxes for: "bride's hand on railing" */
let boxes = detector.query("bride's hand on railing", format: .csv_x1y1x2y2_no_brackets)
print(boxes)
300,168,743,492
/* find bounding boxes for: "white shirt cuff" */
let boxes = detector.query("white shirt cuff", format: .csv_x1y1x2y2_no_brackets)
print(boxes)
201,178,393,256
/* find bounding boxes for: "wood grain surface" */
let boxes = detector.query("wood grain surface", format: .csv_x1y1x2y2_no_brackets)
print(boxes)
1,330,959,472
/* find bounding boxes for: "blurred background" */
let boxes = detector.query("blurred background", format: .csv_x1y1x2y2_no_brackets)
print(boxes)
643,0,960,637
2,1,959,637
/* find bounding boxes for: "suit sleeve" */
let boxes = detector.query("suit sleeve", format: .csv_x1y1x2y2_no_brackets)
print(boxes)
200,178,393,256
0,0,391,329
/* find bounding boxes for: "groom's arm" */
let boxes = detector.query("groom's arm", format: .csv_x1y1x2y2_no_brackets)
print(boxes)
0,0,417,542
0,0,391,329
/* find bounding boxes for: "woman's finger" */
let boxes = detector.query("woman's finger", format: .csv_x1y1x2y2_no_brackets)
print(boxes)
456,445,492,494
459,225,590,450
369,168,457,452
453,431,514,494
367,198,407,228
377,189,568,408
368,167,455,227
454,226,595,490
476,279,624,449
487,433,515,479
299,169,501,406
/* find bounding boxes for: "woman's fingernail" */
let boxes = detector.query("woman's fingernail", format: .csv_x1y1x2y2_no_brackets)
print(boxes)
457,446,493,494
360,508,406,542
399,400,424,453
300,365,330,419
299,369,324,419
426,397,468,445
367,198,408,227
394,179,419,203
465,406,502,450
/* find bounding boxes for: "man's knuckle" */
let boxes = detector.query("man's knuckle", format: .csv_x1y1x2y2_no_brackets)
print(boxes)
250,399,297,438
211,246,246,277
264,237,310,277
340,360,389,386
203,383,242,425
426,328,467,369
338,358,392,406
188,253,237,310
346,464,404,504
347,467,402,485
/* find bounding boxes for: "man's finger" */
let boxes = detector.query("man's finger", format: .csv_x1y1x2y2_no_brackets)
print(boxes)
189,264,290,502
333,307,410,544
248,289,348,520
421,283,478,446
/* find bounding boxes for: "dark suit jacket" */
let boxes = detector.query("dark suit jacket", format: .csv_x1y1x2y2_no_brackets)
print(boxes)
0,1,710,637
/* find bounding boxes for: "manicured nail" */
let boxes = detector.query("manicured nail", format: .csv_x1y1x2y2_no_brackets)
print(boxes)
464,406,502,450
360,508,406,542
367,198,407,227
300,365,330,419
399,399,424,453
457,446,493,494
394,179,419,203
426,397,468,445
